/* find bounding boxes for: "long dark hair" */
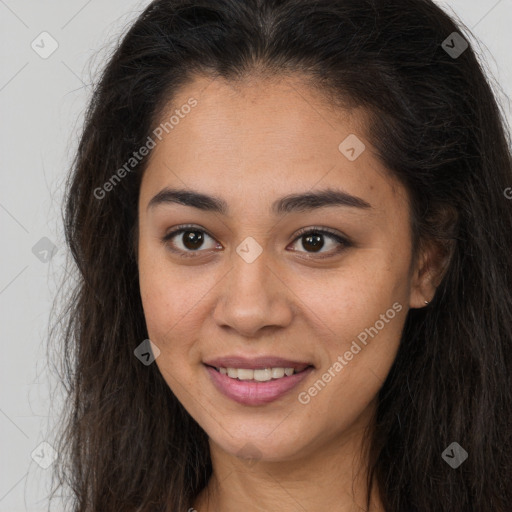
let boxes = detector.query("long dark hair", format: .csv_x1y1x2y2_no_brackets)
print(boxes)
49,0,512,510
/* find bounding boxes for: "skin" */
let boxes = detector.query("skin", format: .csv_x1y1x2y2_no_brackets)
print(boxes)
137,74,440,512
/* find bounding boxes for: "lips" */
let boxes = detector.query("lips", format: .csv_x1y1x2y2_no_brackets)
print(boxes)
202,355,315,405
204,364,314,405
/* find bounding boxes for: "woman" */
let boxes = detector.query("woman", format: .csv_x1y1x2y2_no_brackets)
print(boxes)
51,0,512,510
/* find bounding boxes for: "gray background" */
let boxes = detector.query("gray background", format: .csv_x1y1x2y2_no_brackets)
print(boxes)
0,1,511,510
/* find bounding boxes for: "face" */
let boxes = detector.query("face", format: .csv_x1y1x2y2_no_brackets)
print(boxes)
137,74,427,463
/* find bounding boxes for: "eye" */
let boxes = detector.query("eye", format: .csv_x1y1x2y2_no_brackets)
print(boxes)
288,227,351,258
161,224,220,258
161,224,351,259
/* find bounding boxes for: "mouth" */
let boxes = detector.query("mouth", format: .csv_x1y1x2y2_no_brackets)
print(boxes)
203,356,315,405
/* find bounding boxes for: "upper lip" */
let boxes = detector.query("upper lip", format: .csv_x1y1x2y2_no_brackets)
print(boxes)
203,356,313,372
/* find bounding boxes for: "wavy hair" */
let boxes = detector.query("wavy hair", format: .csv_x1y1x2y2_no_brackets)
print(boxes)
50,0,512,510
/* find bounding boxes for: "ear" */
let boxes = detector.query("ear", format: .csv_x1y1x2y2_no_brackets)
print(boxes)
409,238,451,309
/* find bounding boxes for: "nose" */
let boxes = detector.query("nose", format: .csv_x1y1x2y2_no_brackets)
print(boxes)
212,249,294,338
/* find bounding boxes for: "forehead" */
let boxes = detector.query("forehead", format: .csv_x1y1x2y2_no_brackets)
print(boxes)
152,74,368,164
140,74,407,218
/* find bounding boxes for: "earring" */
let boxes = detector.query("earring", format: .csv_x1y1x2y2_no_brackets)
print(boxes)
424,300,430,305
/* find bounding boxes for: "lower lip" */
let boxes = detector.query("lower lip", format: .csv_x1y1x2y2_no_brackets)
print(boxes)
204,365,314,406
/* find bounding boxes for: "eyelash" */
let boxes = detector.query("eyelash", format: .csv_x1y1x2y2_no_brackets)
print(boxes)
161,224,352,260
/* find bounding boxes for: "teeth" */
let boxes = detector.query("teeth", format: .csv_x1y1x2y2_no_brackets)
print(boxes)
237,368,255,380
271,367,285,379
216,367,299,381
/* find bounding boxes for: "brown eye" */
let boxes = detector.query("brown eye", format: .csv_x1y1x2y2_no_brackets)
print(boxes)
162,226,219,257
161,225,351,259
289,228,351,258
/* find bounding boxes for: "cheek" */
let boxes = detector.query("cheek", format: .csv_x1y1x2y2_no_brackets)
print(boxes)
138,239,183,346
138,259,170,340
293,250,409,339
290,252,408,405
138,258,198,394
137,244,216,362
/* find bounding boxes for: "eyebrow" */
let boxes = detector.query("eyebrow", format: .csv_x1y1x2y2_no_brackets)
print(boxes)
147,187,372,215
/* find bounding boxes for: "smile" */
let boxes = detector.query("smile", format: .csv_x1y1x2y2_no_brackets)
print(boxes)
204,362,314,406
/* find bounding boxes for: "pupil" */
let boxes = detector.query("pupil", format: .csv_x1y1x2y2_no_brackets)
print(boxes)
183,231,203,250
303,233,324,252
